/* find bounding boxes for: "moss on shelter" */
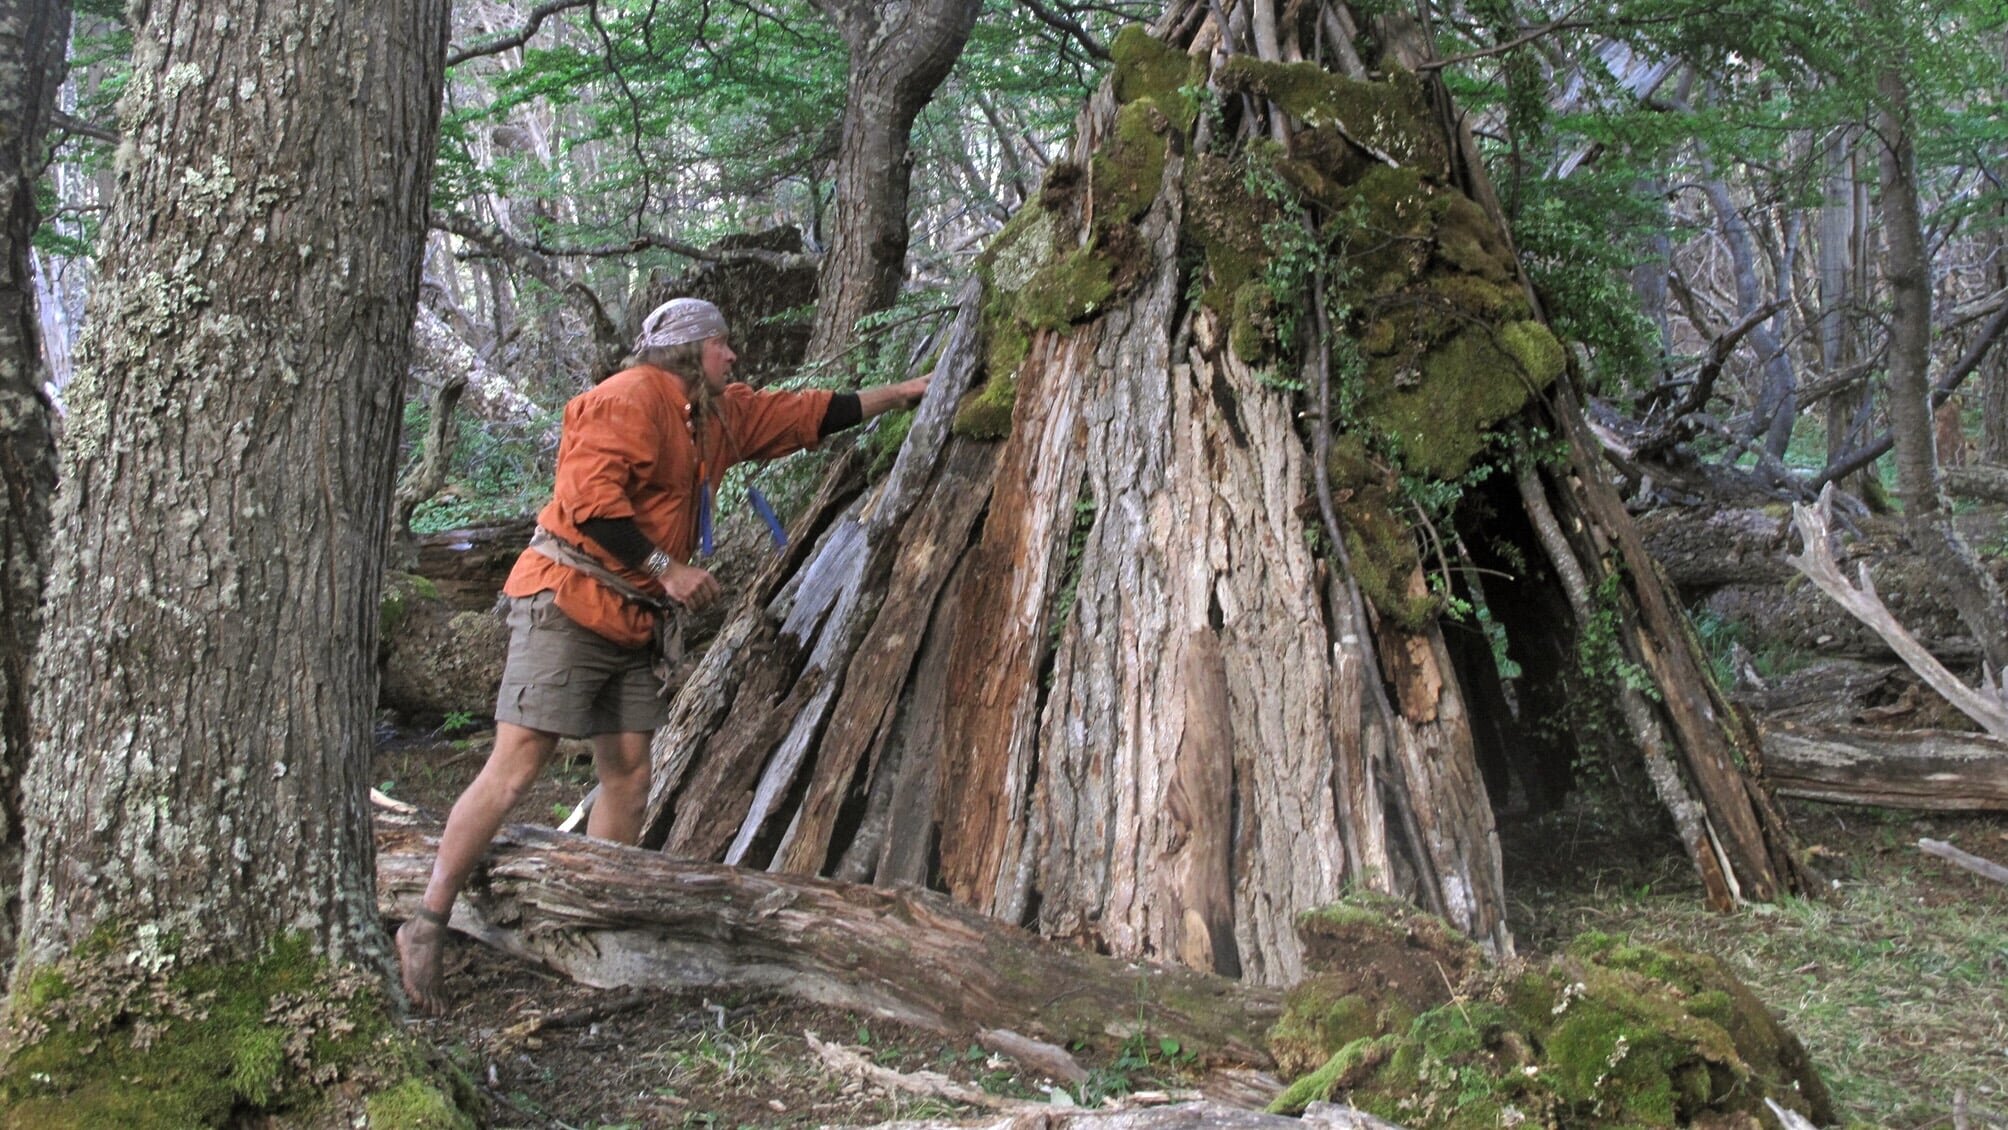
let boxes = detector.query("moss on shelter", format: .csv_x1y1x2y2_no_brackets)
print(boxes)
1265,904,1835,1128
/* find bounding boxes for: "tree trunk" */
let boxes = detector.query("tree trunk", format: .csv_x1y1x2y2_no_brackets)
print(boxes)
0,0,70,978
1878,71,1936,516
1818,127,1871,492
803,0,982,364
1701,176,1799,463
15,0,448,976
644,1,1807,986
1982,197,2008,464
1874,65,2008,672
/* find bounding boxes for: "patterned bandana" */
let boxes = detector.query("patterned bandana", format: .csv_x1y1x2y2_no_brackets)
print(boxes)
634,297,728,352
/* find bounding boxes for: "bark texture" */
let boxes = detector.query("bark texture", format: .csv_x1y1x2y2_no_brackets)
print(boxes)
15,0,448,976
376,804,1283,1080
643,1,1804,988
804,0,983,364
1758,722,2008,811
0,0,69,978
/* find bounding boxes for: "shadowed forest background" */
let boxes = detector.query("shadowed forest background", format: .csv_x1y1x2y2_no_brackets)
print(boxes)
2,0,2005,1126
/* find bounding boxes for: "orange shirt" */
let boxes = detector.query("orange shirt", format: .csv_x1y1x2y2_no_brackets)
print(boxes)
503,365,833,647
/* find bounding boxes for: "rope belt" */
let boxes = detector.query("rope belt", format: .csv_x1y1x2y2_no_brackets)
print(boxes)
527,525,686,692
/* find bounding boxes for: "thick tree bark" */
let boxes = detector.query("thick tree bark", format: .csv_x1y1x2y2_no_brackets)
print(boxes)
643,0,1804,988
15,0,448,976
804,0,982,364
0,0,69,978
375,804,1284,1090
1878,72,1936,515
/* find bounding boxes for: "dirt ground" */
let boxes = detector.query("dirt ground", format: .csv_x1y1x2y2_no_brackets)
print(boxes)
374,729,2008,1130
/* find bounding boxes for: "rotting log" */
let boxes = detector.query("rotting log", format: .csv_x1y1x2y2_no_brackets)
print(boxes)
1758,721,2008,810
373,804,1283,1098
634,0,1807,990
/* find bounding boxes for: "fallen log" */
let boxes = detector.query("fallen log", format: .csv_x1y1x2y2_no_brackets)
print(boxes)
1756,721,2008,810
373,804,1283,1100
838,1100,1406,1130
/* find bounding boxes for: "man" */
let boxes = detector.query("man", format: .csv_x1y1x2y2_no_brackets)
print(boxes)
396,297,929,1014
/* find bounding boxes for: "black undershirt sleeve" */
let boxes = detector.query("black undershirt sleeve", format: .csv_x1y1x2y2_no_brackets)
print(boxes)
819,392,862,437
577,516,655,573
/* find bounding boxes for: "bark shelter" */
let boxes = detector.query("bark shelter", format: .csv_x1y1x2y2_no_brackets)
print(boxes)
633,1,1807,989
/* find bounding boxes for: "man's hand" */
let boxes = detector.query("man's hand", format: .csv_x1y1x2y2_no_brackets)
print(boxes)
858,373,931,419
657,559,722,610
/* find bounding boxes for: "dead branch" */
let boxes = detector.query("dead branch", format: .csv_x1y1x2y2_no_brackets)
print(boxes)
446,0,592,66
1786,488,2008,741
978,1028,1088,1084
806,1031,1034,1112
497,989,652,1047
1917,838,2008,886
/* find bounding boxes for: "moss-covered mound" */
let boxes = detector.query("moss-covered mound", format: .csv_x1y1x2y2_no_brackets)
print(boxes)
1269,892,1489,1078
0,931,478,1129
1267,911,1835,1128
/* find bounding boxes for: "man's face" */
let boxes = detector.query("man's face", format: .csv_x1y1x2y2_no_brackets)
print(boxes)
700,335,737,391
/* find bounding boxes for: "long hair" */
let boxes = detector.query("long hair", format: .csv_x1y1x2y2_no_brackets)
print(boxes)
624,341,714,421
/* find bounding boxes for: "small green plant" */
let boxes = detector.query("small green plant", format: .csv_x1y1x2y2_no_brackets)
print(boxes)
1073,1029,1199,1106
438,709,477,736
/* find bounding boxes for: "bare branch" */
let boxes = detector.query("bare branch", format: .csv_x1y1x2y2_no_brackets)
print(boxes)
446,0,592,67
1917,839,2008,887
1815,299,2008,487
528,232,815,271
431,211,625,371
50,109,118,145
1786,488,2008,741
1014,0,1111,61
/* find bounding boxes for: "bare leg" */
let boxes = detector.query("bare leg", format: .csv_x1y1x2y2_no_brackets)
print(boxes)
586,730,652,845
397,721,560,1015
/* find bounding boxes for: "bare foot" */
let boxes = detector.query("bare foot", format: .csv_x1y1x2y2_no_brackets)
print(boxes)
395,908,450,1017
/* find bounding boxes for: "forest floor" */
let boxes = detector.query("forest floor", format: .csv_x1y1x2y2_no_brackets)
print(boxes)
373,732,2008,1130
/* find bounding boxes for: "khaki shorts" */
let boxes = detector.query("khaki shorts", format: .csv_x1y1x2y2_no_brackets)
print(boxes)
494,592,669,737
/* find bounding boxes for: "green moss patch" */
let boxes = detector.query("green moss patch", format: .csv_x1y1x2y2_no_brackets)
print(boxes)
1269,892,1487,1076
1109,25,1201,131
1216,58,1449,178
1,932,478,1129
960,34,1189,442
1325,436,1439,629
1361,320,1563,481
1267,920,1835,1128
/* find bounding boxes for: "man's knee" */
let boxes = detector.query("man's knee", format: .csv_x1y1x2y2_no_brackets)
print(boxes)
593,732,651,785
475,723,560,800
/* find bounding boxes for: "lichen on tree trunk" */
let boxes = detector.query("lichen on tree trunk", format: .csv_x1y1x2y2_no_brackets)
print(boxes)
19,0,450,975
644,0,1806,987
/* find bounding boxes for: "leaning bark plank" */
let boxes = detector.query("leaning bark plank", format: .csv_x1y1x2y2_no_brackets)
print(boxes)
1757,722,2008,810
373,804,1282,1084
1918,838,2008,886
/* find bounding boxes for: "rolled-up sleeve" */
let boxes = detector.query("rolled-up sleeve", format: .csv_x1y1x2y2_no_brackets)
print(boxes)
551,393,655,524
723,384,836,462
